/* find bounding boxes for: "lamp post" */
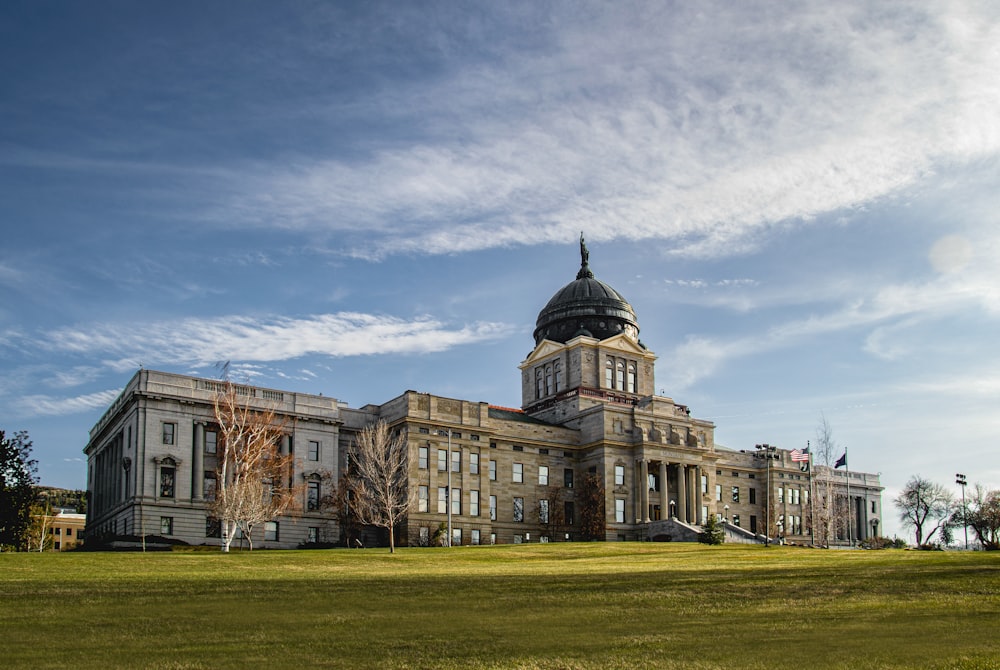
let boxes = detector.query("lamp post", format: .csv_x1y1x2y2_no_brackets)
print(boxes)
669,499,676,519
723,504,729,523
754,444,779,547
956,473,968,550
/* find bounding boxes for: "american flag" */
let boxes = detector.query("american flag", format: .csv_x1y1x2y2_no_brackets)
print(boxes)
790,449,810,462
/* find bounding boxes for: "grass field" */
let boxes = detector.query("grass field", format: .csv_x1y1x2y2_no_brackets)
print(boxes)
1,543,998,669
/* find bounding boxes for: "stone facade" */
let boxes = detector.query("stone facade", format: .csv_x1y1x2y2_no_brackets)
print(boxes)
84,243,882,548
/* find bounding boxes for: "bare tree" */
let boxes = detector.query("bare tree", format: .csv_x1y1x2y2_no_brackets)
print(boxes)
578,472,606,541
957,484,1000,550
895,475,954,547
211,381,300,551
349,420,411,553
813,415,838,546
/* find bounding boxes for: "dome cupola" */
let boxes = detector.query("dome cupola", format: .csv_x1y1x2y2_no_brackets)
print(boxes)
533,234,639,345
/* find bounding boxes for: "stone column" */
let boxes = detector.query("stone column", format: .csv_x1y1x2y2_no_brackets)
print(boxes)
640,459,650,523
193,422,205,501
659,461,668,519
634,460,643,523
676,464,687,522
689,467,699,524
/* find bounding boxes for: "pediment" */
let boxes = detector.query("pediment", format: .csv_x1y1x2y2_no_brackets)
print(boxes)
520,339,567,367
598,333,655,357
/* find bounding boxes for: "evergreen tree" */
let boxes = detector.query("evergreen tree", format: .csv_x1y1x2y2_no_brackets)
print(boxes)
1,430,38,551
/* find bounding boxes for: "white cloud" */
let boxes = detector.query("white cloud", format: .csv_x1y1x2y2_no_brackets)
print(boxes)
36,312,514,371
208,1,1000,261
666,254,1000,389
15,388,122,417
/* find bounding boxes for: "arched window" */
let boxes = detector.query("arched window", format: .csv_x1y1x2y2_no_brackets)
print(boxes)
544,365,553,396
554,362,562,393
605,359,614,388
536,369,544,399
616,361,625,390
627,364,637,394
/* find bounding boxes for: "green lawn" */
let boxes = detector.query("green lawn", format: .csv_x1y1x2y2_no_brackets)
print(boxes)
1,543,998,669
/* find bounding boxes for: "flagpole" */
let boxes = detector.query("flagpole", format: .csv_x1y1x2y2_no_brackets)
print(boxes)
808,441,815,548
844,448,852,547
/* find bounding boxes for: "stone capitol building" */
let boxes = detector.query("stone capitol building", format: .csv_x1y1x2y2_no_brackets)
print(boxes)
85,239,882,549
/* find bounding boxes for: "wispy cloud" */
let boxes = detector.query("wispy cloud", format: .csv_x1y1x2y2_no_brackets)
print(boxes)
207,2,1000,260
15,388,122,417
30,312,514,371
665,252,1000,389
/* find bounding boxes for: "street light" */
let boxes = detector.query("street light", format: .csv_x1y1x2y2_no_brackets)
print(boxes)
669,499,676,519
723,504,729,523
754,444,779,547
956,473,968,550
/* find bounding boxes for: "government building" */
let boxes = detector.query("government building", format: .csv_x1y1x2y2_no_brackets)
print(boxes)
84,239,882,549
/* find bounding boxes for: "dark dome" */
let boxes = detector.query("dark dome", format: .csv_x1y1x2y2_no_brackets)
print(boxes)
533,236,639,345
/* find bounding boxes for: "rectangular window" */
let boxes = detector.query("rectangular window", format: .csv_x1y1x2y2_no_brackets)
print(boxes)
437,487,447,514
513,497,524,522
792,488,800,505
451,488,461,515
206,517,221,538
564,468,574,488
731,486,740,503
308,440,320,462
538,465,549,486
470,452,479,474
749,488,756,504
160,467,175,498
419,427,429,434
418,446,428,469
452,528,462,546
489,460,497,481
308,527,318,544
203,474,217,501
419,526,429,545
614,465,625,486
513,463,523,483
66,528,73,537
539,499,549,524
160,516,173,535
418,485,429,513
162,423,175,445
265,521,279,542
701,475,708,494
471,529,480,545
205,430,217,454
733,514,741,528
490,495,497,521
451,450,461,473
778,487,784,504
871,500,877,513
470,490,480,516
750,515,758,534
615,498,625,523
565,501,575,525
438,449,447,471
307,481,320,511
715,484,722,502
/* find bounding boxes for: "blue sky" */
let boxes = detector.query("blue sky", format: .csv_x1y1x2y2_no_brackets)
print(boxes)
2,1,998,540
